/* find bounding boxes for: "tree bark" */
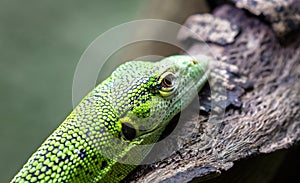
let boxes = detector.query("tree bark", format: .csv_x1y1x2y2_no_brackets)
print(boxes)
124,3,300,183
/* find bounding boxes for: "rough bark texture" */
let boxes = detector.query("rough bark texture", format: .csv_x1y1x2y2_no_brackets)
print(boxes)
124,3,300,183
233,0,300,38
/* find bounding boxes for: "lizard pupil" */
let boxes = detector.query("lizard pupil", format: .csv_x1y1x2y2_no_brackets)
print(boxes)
121,122,136,141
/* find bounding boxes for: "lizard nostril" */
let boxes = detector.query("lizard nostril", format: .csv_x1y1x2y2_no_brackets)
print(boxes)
192,60,198,65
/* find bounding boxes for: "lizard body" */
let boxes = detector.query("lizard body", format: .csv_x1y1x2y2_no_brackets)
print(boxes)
11,55,210,183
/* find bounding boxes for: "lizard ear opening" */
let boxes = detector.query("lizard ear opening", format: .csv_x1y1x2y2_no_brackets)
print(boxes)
121,122,136,141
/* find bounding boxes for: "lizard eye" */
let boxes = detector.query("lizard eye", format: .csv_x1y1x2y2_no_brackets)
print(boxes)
159,72,176,98
162,73,175,88
121,122,136,141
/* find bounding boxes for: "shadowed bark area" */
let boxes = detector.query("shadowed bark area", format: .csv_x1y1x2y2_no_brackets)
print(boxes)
124,4,300,183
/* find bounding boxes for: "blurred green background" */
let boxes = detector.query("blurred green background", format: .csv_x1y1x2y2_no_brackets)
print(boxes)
0,0,201,180
0,0,148,181
0,0,208,181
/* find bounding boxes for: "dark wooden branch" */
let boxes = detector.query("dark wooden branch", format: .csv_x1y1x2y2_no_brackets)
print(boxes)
124,3,300,183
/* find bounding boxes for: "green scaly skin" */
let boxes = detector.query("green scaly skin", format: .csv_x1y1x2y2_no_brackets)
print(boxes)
11,55,210,183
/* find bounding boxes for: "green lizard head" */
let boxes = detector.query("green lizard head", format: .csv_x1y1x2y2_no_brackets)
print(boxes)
104,55,210,143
